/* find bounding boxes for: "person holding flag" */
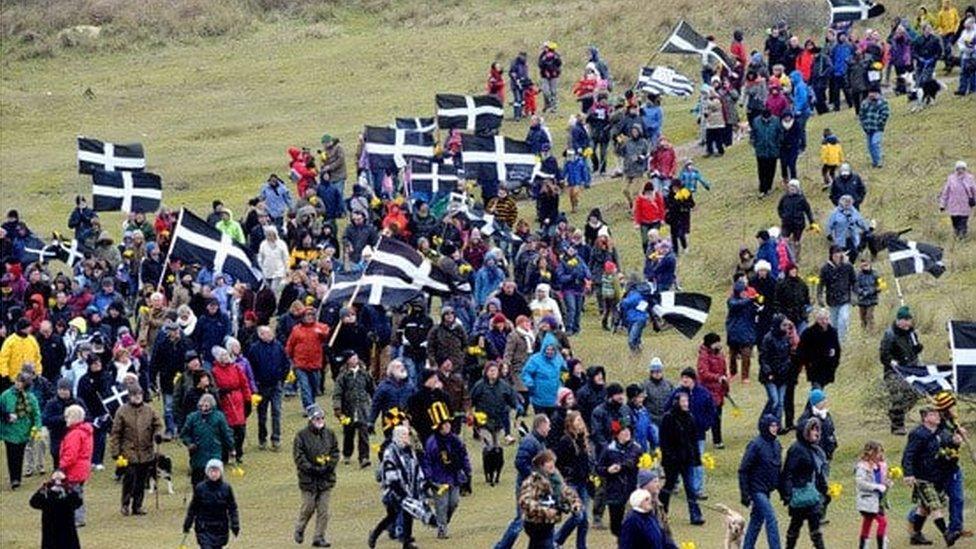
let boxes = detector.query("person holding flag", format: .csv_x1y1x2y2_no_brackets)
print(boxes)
879,306,923,435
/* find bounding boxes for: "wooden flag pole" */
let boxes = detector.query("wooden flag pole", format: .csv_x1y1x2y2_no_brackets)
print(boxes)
327,236,383,347
156,207,185,290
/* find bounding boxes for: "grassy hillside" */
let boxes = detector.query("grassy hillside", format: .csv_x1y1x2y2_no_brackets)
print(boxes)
1,1,975,547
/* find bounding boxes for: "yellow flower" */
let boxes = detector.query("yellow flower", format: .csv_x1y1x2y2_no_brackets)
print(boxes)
701,453,717,471
371,443,382,454
560,371,570,383
654,448,662,462
731,407,742,418
315,455,327,465
339,415,352,426
582,147,593,158
286,370,297,384
251,394,263,406
116,455,129,468
459,264,473,274
680,542,697,549
138,305,150,315
809,222,822,234
805,275,821,286
231,465,245,477
888,466,904,480
566,257,579,267
437,483,450,496
369,196,382,208
638,453,654,469
589,474,602,488
473,411,488,426
676,188,692,201
827,482,843,498
877,278,888,291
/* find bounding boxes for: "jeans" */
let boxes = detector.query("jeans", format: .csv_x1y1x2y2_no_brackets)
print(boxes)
563,292,583,334
399,354,421,388
959,59,976,95
744,492,781,549
257,382,283,445
763,383,786,424
163,393,177,435
434,485,460,532
692,439,706,495
627,319,647,351
294,369,321,412
555,482,589,549
661,464,702,522
948,468,964,533
541,77,559,111
864,130,884,167
495,488,524,549
829,303,851,340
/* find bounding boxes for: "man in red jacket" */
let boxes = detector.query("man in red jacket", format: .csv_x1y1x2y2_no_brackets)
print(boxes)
286,308,330,412
696,333,729,450
58,404,92,526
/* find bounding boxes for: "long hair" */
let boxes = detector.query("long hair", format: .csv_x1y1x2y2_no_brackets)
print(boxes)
564,410,589,453
859,440,884,462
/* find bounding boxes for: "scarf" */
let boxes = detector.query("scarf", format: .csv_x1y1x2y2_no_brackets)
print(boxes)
516,326,536,349
547,471,565,509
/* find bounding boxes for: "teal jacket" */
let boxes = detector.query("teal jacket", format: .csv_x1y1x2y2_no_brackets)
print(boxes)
520,333,567,408
181,409,234,470
751,115,783,158
0,387,41,444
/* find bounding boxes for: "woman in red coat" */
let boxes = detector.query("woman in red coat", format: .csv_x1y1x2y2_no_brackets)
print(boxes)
633,181,666,252
696,332,729,449
487,62,506,104
58,405,92,527
210,346,252,464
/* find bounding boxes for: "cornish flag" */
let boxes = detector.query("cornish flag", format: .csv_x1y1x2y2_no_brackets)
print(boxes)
893,364,955,394
365,237,469,296
50,236,88,267
888,239,945,278
364,126,435,170
637,66,695,97
91,169,162,213
98,384,129,417
325,271,423,307
77,136,145,174
436,94,504,134
828,0,886,24
652,291,711,339
444,192,523,246
659,20,733,69
949,320,976,394
406,160,458,203
461,135,538,183
395,117,437,133
18,235,58,265
168,209,263,288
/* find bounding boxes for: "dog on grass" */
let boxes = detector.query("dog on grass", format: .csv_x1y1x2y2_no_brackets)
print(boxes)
900,73,945,111
861,223,912,260
714,503,746,549
147,453,174,495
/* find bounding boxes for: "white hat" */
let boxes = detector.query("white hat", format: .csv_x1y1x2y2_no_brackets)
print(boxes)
755,259,772,272
787,179,801,189
768,226,781,239
839,163,852,175
629,488,652,512
956,160,968,170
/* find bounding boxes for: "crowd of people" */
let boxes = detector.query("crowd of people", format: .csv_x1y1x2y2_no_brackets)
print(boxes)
1,4,975,549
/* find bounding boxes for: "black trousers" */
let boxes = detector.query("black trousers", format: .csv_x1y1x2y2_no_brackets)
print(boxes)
784,382,797,429
757,157,778,194
705,128,725,155
711,404,724,445
343,423,369,463
372,502,413,545
121,461,152,511
608,503,626,537
4,441,26,485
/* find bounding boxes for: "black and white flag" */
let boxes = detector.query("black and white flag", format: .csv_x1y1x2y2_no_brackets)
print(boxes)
828,0,886,24
365,237,469,296
637,66,695,97
50,236,89,267
461,135,538,183
652,291,711,339
888,239,945,278
436,94,504,134
169,209,263,288
949,320,976,394
325,271,423,307
659,20,733,69
364,126,435,170
893,364,955,394
18,235,58,265
77,136,145,175
91,169,162,213
395,117,437,134
406,160,458,202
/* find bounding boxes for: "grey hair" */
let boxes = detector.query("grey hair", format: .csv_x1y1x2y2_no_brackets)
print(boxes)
386,359,405,376
264,225,278,238
814,308,830,321
198,393,217,409
839,194,854,207
64,404,86,424
223,336,240,353
532,413,551,431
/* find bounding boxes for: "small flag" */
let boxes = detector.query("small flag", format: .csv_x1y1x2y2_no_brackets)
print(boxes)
659,21,733,69
888,239,945,278
365,237,470,295
325,271,423,307
893,364,955,394
828,0,886,24
637,66,695,97
77,136,145,174
363,126,435,170
91,169,162,213
405,160,458,203
461,135,538,183
18,235,58,265
949,320,976,394
169,208,263,288
436,94,503,134
652,291,711,339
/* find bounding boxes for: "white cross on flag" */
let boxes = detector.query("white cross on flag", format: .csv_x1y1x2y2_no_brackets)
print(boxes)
77,136,145,174
169,208,263,288
893,364,955,394
659,20,733,70
436,94,504,134
652,291,711,339
406,160,458,203
395,117,436,133
91,169,162,213
829,0,886,24
99,385,129,415
364,126,435,170
461,135,538,183
888,239,945,278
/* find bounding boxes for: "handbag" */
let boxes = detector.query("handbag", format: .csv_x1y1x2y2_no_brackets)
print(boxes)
789,480,822,509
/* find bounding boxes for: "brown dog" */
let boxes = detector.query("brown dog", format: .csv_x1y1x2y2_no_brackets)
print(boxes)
715,503,745,549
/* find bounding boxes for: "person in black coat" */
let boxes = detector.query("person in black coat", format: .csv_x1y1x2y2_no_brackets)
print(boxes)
41,378,86,468
574,365,606,427
596,423,642,536
780,417,828,549
776,181,815,261
552,410,593,548
658,392,704,525
183,459,240,549
797,310,841,388
759,314,792,427
774,263,811,330
829,164,866,208
779,112,803,182
738,414,782,549
29,471,82,549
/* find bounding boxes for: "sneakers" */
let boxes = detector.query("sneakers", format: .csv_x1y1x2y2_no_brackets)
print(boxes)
258,442,267,451
360,460,372,469
714,442,725,450
93,464,105,471
271,442,281,452
120,506,130,516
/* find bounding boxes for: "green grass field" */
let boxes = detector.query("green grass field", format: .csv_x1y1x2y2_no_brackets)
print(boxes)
1,1,975,547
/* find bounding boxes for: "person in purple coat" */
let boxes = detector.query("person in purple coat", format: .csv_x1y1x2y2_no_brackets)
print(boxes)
423,419,471,539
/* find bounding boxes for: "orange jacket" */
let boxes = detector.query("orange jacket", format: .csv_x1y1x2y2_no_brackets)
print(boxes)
285,322,330,370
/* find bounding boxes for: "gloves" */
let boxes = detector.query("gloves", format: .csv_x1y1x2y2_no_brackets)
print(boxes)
741,496,751,508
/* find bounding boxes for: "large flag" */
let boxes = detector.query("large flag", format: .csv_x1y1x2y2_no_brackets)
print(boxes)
637,66,695,97
169,209,262,288
18,235,58,265
366,237,469,296
325,271,423,307
436,94,503,134
888,239,945,278
395,117,437,133
893,364,955,394
659,21,733,69
949,320,976,394
77,136,145,174
49,235,89,267
406,160,458,203
363,126,435,170
828,0,886,24
91,169,162,213
461,135,538,183
652,291,711,339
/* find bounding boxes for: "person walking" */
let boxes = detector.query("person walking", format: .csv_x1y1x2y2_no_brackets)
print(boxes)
369,424,428,549
285,307,330,411
108,385,162,516
817,245,857,339
781,418,828,549
618,488,672,549
0,371,41,490
519,449,581,549
210,347,251,464
293,404,339,547
332,351,374,468
422,418,471,539
58,405,92,527
181,394,235,487
798,310,841,389
29,471,82,549
245,325,289,451
538,42,562,113
879,306,924,435
750,109,782,198
696,332,729,449
938,160,976,238
738,414,782,549
858,88,890,168
759,314,792,425
495,414,550,549
182,459,240,549
597,423,642,536
854,440,891,549
659,391,704,526
553,410,592,549
903,406,961,546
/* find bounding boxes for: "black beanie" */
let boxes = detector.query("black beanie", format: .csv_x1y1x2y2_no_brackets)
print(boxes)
626,383,643,400
703,332,721,347
606,382,624,397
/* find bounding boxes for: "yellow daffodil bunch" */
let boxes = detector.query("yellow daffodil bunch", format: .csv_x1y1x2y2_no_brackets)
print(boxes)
560,371,570,383
888,466,904,480
251,394,263,406
466,345,485,356
231,464,245,477
638,452,655,469
286,370,297,384
459,263,473,275
827,482,843,498
877,278,888,291
805,275,821,286
138,305,150,316
369,196,382,209
589,474,602,488
339,415,352,426
566,257,579,267
582,147,593,158
701,453,717,471
809,222,822,234
680,542,697,549
436,483,450,496
116,455,129,468
315,454,332,465
473,411,488,426
675,188,692,201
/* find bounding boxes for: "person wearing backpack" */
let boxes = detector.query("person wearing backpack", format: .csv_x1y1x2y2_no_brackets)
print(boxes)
780,417,828,549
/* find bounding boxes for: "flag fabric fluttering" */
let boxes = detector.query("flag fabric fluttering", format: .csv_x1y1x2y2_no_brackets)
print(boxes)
888,239,945,278
949,320,976,394
828,0,886,24
325,271,423,307
637,66,695,97
659,21,733,69
652,291,711,339
77,136,146,174
893,364,955,394
18,235,58,265
460,135,538,183
50,236,88,267
363,126,435,170
365,237,469,296
436,94,504,134
395,117,437,133
405,160,459,204
91,169,162,213
168,209,263,288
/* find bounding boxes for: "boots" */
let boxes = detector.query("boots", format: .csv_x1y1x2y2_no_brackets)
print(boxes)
482,450,494,485
785,533,799,549
811,531,826,549
689,501,705,525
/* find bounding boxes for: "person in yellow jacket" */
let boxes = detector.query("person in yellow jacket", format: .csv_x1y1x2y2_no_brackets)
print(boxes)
819,129,845,189
937,0,962,70
916,6,937,34
0,319,41,391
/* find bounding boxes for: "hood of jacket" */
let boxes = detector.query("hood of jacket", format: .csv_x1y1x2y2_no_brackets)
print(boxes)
535,283,552,299
288,147,302,162
758,413,779,441
585,365,606,385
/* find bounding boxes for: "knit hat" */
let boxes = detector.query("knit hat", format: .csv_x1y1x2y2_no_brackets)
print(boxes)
896,306,912,320
767,226,781,239
419,368,439,385
541,315,559,329
754,260,772,272
556,387,574,406
606,382,624,398
320,134,333,144
306,404,326,419
956,160,968,170
637,468,661,488
626,383,643,400
205,459,224,475
603,261,617,274
933,391,956,411
491,313,507,326
648,357,664,372
184,350,200,363
755,229,770,241
809,388,826,407
57,378,73,391
680,367,697,380
703,332,721,347
243,310,258,322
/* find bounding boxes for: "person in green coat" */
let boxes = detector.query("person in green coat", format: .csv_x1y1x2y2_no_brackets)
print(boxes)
180,393,235,487
750,109,783,198
292,404,339,547
0,371,42,489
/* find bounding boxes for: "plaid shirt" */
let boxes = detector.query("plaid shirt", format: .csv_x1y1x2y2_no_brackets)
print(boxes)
859,97,890,133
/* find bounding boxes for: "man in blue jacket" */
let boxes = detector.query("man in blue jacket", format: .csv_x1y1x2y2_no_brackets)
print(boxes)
665,368,717,499
738,414,783,549
494,414,549,549
244,326,289,450
830,32,855,111
368,360,415,436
